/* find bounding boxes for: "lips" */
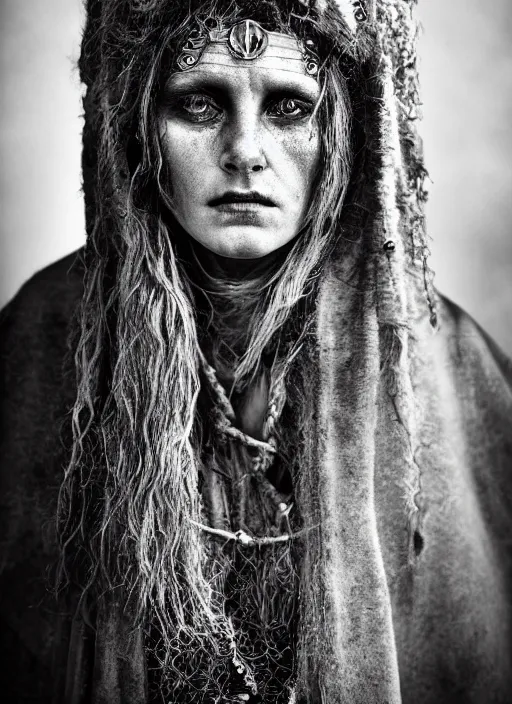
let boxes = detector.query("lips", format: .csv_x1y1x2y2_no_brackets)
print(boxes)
208,191,277,207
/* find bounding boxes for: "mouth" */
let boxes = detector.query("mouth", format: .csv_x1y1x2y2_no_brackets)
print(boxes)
208,191,277,208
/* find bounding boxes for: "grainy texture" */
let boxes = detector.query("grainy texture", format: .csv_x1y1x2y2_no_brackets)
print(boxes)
1,1,512,702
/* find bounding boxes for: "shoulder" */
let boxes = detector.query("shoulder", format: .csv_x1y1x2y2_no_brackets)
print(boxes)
0,249,85,487
0,248,85,466
1,249,84,325
437,294,512,392
0,249,85,350
0,251,84,563
433,295,512,483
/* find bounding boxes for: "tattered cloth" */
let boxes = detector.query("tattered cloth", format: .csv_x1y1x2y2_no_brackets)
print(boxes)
1,252,512,703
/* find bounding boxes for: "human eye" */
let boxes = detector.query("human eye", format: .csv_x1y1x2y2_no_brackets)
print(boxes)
175,93,222,123
266,96,313,122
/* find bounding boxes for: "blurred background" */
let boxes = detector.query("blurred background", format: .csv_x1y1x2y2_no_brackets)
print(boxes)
0,0,511,354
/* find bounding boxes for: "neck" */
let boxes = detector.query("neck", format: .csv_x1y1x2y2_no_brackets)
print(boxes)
179,238,289,387
186,238,293,285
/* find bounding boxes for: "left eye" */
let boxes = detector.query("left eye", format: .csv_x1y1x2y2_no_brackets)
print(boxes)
267,98,312,120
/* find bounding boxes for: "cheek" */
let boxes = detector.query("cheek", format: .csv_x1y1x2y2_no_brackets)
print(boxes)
278,127,320,202
159,120,213,206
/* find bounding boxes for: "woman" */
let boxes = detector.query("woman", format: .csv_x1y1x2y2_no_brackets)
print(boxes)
1,0,511,702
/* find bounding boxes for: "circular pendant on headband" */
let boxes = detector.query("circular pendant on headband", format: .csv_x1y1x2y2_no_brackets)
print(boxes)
228,20,269,60
176,17,319,77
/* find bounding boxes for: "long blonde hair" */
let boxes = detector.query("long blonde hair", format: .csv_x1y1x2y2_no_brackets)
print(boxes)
58,0,354,697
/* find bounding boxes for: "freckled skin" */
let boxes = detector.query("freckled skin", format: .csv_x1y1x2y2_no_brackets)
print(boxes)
158,46,321,259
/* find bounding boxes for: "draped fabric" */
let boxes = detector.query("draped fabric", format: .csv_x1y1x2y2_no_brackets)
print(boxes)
1,0,512,702
1,251,512,703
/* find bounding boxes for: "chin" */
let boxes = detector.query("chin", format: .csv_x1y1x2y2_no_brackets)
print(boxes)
201,230,283,260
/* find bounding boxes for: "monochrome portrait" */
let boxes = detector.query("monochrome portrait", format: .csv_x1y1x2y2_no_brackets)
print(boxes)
1,1,511,702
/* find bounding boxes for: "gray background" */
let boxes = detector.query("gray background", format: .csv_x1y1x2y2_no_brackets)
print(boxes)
1,0,511,354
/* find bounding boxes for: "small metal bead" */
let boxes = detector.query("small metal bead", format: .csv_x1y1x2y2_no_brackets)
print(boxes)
383,239,396,253
235,530,254,547
354,5,368,22
183,54,196,66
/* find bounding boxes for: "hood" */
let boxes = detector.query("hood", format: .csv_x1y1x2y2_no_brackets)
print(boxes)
70,1,439,702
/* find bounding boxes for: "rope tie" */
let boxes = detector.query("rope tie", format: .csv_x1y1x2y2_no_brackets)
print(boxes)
189,519,317,547
198,348,297,546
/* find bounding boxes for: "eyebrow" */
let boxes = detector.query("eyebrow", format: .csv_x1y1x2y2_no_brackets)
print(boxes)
163,71,319,102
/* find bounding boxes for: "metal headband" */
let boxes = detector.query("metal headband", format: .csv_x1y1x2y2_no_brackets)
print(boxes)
176,18,320,77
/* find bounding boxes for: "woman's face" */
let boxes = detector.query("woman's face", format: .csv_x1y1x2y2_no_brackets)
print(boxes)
158,41,321,259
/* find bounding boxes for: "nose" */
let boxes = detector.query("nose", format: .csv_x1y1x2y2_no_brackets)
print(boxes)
220,115,268,175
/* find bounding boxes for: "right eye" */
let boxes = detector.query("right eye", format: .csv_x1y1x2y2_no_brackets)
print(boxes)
267,97,313,121
179,94,221,123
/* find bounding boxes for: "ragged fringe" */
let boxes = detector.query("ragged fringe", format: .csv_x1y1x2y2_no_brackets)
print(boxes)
375,0,435,563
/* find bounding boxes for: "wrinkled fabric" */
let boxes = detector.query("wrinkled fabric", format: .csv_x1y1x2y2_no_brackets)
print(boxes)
315,259,512,704
1,252,511,703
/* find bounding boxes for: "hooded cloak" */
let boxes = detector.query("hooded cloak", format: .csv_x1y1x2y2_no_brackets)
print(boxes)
1,1,512,703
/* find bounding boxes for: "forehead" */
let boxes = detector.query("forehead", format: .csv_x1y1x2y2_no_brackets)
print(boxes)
165,46,320,99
